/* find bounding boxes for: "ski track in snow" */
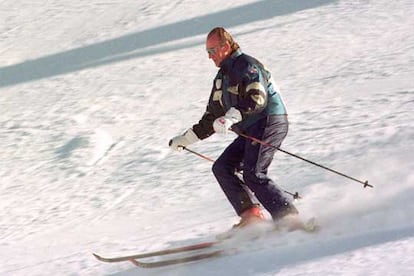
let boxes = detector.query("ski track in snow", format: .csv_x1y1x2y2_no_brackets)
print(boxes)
1,0,413,275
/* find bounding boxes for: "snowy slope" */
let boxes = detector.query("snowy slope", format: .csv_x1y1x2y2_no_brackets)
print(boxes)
1,0,413,275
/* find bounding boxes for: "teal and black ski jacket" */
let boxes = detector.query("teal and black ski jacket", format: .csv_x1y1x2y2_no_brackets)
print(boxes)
193,49,287,140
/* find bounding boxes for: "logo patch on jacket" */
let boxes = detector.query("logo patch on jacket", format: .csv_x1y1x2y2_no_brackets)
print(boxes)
213,90,224,107
213,90,222,101
215,79,222,89
227,85,239,95
249,67,258,74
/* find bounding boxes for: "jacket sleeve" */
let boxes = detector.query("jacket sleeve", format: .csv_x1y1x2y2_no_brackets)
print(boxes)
237,64,268,114
191,107,217,140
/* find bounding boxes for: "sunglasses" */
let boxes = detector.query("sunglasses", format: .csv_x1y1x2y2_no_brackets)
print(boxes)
206,44,224,55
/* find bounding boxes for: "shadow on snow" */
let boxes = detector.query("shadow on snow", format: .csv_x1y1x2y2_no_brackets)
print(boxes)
0,0,336,88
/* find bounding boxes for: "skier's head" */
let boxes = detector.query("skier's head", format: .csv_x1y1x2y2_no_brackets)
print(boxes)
206,27,240,67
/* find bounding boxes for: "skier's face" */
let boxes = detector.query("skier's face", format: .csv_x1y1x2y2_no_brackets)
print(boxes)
206,35,231,67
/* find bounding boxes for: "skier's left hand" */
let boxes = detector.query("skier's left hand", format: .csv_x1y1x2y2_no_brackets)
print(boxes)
169,128,199,151
213,107,242,134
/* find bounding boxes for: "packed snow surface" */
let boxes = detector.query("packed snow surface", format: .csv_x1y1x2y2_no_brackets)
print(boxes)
1,0,413,275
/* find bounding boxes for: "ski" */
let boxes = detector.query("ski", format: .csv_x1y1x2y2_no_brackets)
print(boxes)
129,250,224,268
93,218,320,268
92,241,218,263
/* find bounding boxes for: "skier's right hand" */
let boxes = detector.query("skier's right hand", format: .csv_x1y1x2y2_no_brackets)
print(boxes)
169,128,199,151
213,107,242,135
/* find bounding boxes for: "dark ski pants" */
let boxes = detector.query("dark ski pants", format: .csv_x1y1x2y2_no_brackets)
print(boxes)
212,115,297,220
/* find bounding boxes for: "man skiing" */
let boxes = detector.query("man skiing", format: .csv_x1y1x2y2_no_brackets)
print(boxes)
169,27,298,230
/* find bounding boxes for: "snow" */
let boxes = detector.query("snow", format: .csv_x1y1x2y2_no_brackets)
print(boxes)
1,0,413,275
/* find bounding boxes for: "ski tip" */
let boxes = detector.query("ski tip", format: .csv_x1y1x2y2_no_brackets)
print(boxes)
92,253,104,261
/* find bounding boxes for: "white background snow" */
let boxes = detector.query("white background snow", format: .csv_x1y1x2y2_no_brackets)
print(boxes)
1,0,413,275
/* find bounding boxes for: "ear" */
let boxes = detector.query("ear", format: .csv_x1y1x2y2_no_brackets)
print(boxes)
223,42,231,55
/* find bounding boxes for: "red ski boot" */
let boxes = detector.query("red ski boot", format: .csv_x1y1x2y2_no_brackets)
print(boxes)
216,206,266,240
233,206,265,228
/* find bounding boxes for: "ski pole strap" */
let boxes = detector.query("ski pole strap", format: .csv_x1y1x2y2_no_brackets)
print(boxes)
231,129,373,189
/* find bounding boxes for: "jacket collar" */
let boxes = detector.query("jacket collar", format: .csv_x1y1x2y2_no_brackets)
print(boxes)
220,49,242,73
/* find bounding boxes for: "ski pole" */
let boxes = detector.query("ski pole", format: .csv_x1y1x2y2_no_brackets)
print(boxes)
232,130,373,188
182,146,302,199
182,146,215,163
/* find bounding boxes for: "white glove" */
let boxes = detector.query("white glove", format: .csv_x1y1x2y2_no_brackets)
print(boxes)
213,107,242,134
169,128,200,151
